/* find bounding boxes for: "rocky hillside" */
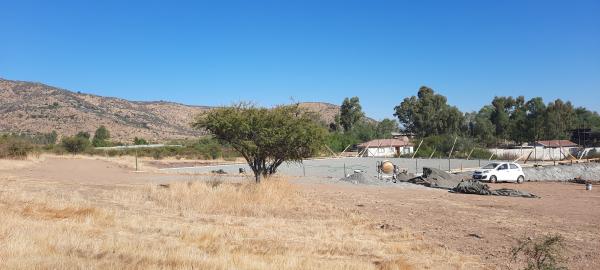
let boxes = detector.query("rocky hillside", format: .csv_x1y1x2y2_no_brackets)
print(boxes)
0,78,344,142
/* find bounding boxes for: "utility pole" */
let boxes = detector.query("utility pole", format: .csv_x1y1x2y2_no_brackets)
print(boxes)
135,149,138,171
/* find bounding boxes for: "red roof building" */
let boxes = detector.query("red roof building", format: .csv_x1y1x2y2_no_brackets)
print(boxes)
357,138,414,157
357,138,412,148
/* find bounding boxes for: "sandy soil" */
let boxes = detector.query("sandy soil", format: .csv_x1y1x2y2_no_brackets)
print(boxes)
2,156,598,269
301,182,600,269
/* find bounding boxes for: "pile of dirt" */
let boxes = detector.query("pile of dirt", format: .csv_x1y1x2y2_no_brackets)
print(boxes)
451,180,538,198
405,167,463,189
340,172,372,184
524,163,600,181
339,172,397,185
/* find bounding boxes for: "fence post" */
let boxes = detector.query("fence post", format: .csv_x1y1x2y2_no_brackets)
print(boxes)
303,163,306,177
343,163,346,177
415,159,418,174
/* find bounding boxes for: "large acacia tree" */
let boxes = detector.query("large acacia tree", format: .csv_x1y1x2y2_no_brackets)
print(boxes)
193,103,326,183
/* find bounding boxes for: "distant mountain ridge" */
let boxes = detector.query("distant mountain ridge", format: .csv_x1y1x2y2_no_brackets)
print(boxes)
0,78,345,142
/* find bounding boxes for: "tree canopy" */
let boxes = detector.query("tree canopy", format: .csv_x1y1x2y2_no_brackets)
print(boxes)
394,86,464,136
92,125,111,147
193,103,326,182
340,97,364,132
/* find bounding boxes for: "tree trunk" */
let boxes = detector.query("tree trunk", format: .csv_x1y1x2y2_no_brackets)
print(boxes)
254,172,261,183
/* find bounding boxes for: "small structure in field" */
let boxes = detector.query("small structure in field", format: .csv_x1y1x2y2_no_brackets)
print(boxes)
533,140,578,149
358,138,413,157
488,140,580,161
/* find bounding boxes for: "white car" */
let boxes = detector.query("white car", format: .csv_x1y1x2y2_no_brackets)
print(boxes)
472,162,525,183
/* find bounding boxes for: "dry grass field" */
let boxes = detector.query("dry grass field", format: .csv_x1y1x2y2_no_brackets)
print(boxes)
3,156,599,269
0,162,479,270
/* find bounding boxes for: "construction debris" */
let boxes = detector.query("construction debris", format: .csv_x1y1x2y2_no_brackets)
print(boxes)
451,180,538,198
339,172,400,185
569,176,597,184
403,167,463,189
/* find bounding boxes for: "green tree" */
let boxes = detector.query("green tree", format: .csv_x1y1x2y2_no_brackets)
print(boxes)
376,118,399,138
351,120,377,142
544,99,575,140
193,103,326,183
340,97,364,132
473,105,496,145
328,114,342,132
509,96,529,144
574,107,600,131
490,96,516,141
92,125,111,147
393,86,464,136
525,97,546,142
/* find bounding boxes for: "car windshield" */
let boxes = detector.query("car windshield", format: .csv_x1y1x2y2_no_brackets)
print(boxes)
482,163,500,169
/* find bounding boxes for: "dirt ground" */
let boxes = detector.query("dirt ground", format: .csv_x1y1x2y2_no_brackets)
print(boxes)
302,182,600,269
2,155,599,269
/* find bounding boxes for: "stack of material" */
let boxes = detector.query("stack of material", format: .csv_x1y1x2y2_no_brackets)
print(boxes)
340,172,375,185
405,167,462,189
451,180,538,198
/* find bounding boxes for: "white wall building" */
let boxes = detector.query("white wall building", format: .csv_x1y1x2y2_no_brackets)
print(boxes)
488,140,580,161
358,138,414,157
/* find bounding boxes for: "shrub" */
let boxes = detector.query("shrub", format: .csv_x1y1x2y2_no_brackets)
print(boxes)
325,132,359,153
133,137,148,145
61,136,91,154
512,234,567,270
0,137,34,159
193,138,222,159
469,148,494,160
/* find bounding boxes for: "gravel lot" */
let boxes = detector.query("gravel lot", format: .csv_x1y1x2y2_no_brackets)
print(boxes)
160,157,493,178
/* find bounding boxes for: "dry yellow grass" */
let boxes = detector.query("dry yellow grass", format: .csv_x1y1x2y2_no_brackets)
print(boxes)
0,176,481,269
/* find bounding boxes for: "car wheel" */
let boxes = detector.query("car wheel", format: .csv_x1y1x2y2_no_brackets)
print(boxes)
489,176,497,183
517,176,524,184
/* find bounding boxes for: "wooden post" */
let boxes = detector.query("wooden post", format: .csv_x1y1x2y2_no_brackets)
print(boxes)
411,139,423,159
324,145,338,158
135,149,138,171
448,136,458,159
358,142,372,157
429,147,436,159
466,149,474,160
340,144,352,156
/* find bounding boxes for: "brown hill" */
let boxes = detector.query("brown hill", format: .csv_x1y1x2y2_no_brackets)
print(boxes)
0,78,346,142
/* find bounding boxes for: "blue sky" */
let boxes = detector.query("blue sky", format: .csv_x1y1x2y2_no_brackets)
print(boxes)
1,0,599,120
